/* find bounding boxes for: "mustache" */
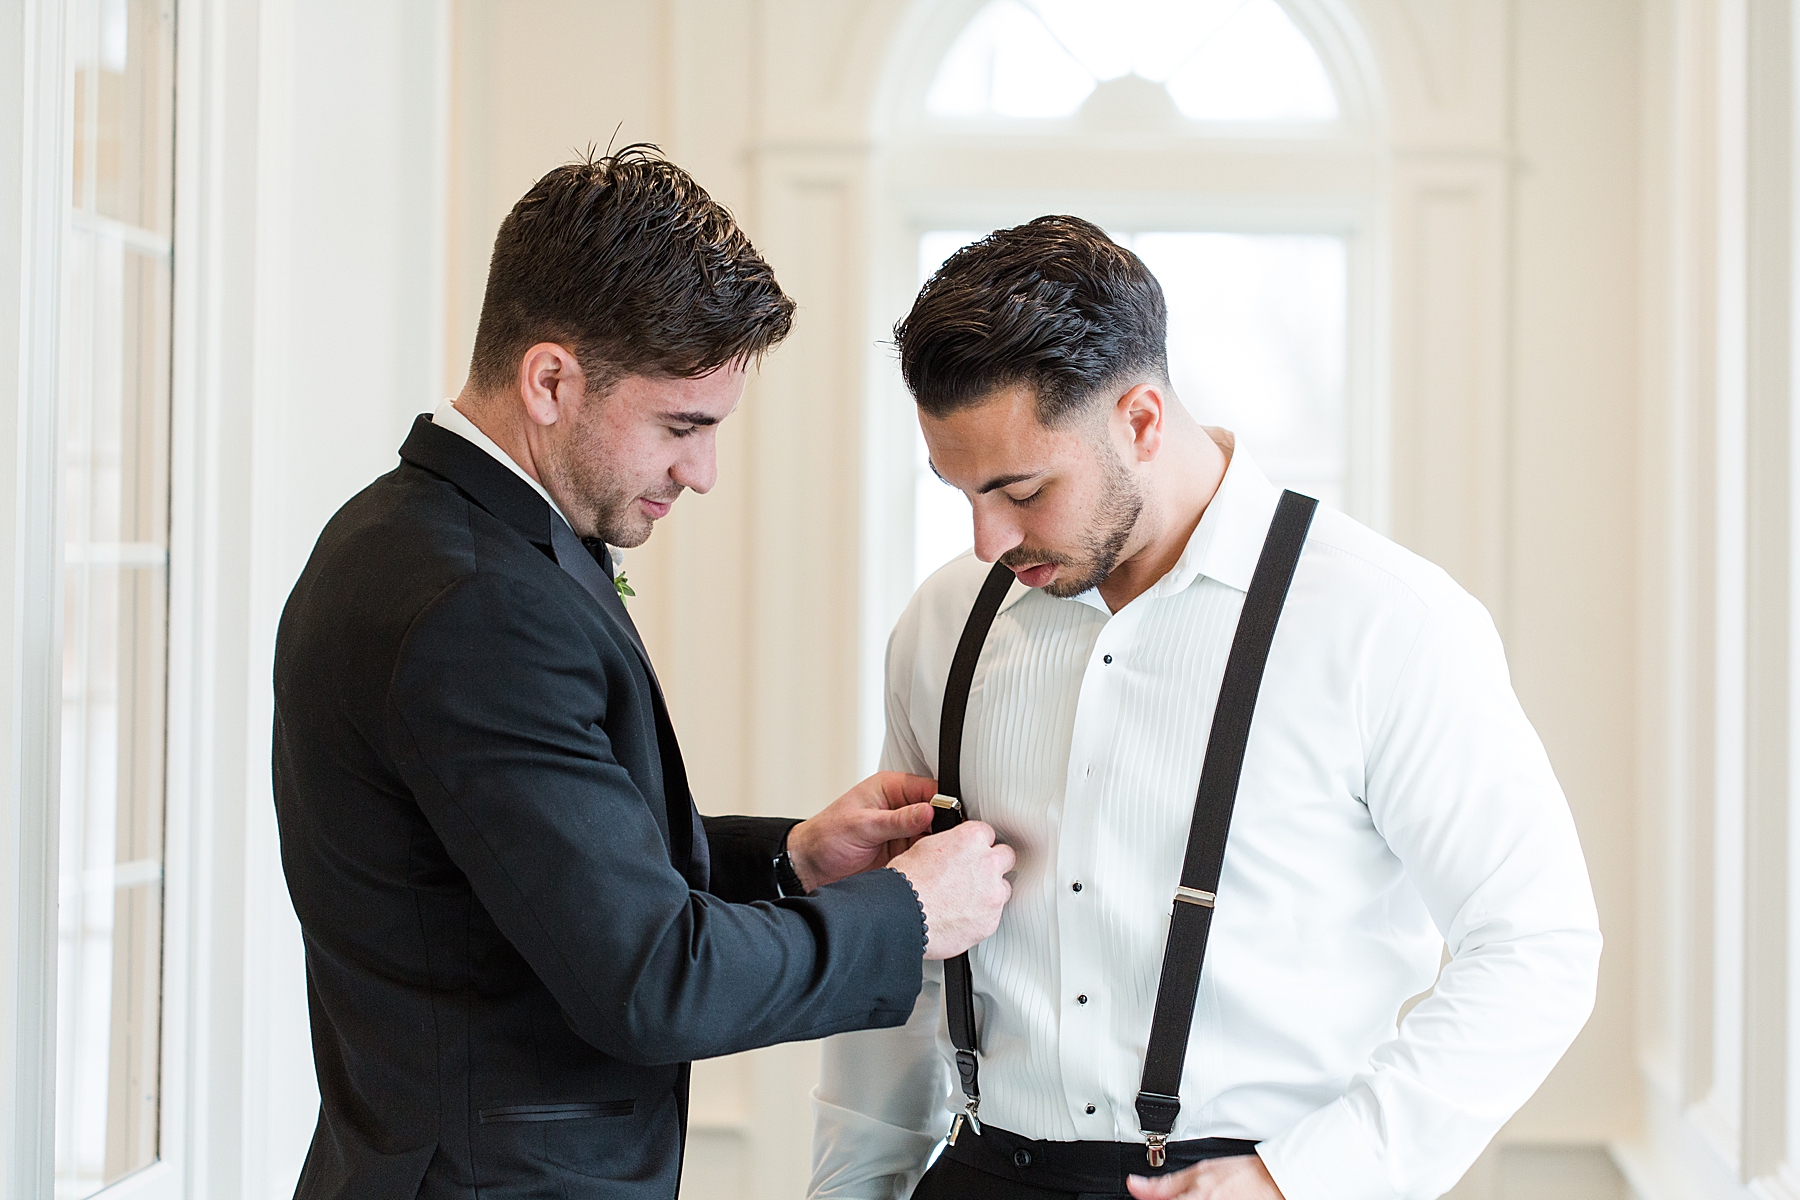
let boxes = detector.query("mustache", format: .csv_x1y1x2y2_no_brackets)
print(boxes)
998,546,1074,570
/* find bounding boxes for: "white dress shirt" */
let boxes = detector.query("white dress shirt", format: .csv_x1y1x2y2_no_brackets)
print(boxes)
810,445,1601,1200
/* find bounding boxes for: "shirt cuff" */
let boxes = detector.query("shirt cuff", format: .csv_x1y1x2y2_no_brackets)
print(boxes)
1256,1096,1393,1200
809,1091,942,1200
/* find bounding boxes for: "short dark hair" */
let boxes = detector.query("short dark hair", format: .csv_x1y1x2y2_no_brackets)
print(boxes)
894,216,1169,425
468,145,795,395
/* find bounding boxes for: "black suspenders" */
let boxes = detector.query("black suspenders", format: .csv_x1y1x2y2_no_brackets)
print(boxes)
929,490,1317,1164
928,560,1016,1133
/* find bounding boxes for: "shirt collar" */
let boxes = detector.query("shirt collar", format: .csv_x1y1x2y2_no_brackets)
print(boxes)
431,398,573,528
1004,434,1281,617
1161,439,1282,596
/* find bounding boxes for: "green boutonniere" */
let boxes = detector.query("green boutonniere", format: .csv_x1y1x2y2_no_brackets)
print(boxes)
614,572,635,601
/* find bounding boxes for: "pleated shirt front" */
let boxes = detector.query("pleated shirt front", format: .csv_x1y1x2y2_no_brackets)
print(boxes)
810,446,1601,1200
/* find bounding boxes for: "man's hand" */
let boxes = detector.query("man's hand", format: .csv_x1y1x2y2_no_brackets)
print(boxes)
785,772,939,891
889,822,1015,959
1126,1154,1285,1200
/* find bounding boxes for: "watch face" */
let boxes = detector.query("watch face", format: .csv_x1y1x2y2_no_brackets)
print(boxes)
774,847,806,898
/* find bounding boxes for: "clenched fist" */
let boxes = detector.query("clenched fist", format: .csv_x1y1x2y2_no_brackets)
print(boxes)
784,771,940,891
889,821,1015,959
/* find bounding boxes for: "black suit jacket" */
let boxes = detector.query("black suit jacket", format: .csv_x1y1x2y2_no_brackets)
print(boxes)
273,416,925,1200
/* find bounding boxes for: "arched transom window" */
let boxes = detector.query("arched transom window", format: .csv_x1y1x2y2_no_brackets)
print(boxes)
926,0,1338,122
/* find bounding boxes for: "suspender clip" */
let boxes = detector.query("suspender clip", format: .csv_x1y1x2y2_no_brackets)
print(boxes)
946,1097,981,1144
1173,886,1216,909
930,794,963,813
1146,1133,1168,1168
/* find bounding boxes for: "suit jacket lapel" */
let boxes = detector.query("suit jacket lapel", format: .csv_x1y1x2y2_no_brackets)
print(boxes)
400,414,710,888
592,569,710,891
545,522,711,889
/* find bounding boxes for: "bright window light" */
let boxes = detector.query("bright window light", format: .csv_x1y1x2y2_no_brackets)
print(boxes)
910,229,1347,587
913,232,984,586
1133,232,1346,504
924,0,1338,122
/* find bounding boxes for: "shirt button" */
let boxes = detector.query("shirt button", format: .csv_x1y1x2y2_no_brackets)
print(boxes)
1086,1104,1097,1115
1103,654,1113,664
1077,994,1088,1005
1071,881,1083,893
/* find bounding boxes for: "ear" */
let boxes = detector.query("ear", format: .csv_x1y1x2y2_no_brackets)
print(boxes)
1116,382,1167,462
516,343,585,428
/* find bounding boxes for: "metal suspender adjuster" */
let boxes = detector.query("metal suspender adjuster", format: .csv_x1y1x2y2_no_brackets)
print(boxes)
1174,886,1215,908
930,794,963,814
1135,1090,1181,1167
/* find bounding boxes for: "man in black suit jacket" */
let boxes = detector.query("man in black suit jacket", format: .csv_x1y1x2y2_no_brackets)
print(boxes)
273,147,1014,1200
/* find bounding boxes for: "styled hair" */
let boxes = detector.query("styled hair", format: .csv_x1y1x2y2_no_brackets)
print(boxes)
468,145,795,394
894,215,1169,425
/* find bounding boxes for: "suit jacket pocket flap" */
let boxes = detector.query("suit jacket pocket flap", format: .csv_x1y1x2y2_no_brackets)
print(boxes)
478,1101,635,1124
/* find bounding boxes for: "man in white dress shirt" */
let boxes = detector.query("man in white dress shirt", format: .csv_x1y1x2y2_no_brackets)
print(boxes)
809,217,1602,1200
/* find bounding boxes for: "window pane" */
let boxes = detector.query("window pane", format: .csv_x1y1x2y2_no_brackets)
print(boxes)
925,0,1094,118
1130,232,1346,506
925,0,1337,123
56,1,175,1195
910,229,1347,586
1162,1,1337,120
913,233,983,585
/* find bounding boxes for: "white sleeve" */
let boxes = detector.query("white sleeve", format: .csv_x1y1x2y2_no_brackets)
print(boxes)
1256,588,1603,1200
809,614,954,1200
810,969,953,1200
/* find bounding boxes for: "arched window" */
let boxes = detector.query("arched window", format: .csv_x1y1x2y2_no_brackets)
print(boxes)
869,0,1381,645
925,0,1339,123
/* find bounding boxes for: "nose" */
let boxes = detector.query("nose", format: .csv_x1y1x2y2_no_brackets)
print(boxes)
672,434,718,495
971,504,1024,564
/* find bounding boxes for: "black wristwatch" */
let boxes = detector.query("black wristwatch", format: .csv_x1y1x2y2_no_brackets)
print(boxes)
773,827,808,898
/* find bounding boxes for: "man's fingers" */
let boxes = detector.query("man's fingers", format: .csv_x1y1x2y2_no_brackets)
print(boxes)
867,802,934,839
991,840,1018,874
875,771,939,807
959,820,998,847
1125,1169,1195,1199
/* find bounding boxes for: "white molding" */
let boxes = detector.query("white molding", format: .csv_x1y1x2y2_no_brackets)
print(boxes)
0,1,67,1197
1379,155,1512,624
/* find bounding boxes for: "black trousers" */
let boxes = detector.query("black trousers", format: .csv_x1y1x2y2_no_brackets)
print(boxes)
911,1124,1259,1200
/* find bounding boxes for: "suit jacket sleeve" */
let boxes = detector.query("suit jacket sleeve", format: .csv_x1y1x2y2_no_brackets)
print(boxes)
384,570,926,1066
701,815,800,903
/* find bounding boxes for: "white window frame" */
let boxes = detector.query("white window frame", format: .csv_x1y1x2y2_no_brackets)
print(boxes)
4,0,282,1194
38,2,193,1194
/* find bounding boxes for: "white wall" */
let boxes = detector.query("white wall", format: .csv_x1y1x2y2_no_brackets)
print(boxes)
1505,0,1643,1143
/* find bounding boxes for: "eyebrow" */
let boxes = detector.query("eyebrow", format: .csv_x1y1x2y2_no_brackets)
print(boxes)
926,459,1046,494
661,411,721,426
976,471,1045,494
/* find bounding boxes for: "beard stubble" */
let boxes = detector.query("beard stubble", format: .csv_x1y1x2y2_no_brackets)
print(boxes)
999,447,1144,598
